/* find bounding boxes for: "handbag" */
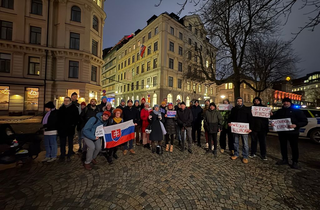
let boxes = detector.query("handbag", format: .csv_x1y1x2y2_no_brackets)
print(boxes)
145,125,152,134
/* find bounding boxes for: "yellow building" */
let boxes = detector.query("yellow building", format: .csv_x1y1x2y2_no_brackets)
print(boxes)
0,0,106,115
102,12,217,107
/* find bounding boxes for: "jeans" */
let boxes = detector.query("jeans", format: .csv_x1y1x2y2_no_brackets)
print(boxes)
44,135,57,158
233,134,249,158
250,131,267,158
220,127,234,151
124,139,134,150
208,133,218,152
278,132,299,162
192,125,201,145
77,130,82,149
59,134,74,158
176,126,181,141
83,137,101,164
181,127,192,150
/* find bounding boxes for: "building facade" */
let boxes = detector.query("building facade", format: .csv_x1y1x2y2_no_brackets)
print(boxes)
102,13,217,107
0,0,106,115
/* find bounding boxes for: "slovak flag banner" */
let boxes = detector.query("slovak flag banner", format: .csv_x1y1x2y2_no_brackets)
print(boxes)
140,45,146,57
103,120,135,148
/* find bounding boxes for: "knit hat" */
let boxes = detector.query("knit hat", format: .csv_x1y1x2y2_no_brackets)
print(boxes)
90,98,97,103
209,102,216,108
103,111,111,117
154,104,159,108
168,103,173,107
81,102,86,106
113,108,123,115
127,99,133,103
161,101,166,106
180,102,186,105
282,97,291,103
101,96,107,101
121,99,125,103
44,101,55,109
134,100,139,104
141,98,146,102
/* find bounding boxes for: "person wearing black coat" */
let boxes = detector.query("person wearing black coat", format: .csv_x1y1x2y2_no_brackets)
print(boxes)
228,97,252,164
57,97,79,161
164,103,176,152
97,96,107,111
149,105,166,154
271,98,308,169
80,99,101,130
177,102,193,153
191,100,203,147
250,97,270,160
133,100,142,145
116,99,126,111
122,99,140,155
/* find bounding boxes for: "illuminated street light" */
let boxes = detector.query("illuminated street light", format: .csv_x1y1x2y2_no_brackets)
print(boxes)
220,95,226,99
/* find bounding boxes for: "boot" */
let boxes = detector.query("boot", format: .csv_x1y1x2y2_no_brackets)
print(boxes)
166,144,169,152
84,163,92,171
213,150,217,158
91,159,97,165
170,145,173,152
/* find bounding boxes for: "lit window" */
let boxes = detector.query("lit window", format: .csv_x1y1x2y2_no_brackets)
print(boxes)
28,57,40,75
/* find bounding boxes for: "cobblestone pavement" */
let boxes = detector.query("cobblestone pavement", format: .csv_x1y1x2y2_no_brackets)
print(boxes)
0,127,320,210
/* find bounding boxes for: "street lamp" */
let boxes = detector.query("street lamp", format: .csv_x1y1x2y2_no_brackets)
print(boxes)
146,85,149,88
220,95,225,99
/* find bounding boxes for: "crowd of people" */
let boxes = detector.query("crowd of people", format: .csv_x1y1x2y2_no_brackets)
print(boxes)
41,92,308,170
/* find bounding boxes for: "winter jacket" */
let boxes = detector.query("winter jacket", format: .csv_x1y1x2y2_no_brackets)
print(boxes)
123,106,140,124
98,102,107,111
82,112,109,141
251,104,269,133
116,105,126,111
165,109,176,135
272,106,308,134
72,100,81,114
141,108,151,133
228,105,252,127
160,106,166,114
177,108,193,128
133,105,142,125
191,105,203,127
220,110,232,129
149,111,165,141
204,109,223,133
103,107,114,115
57,104,79,136
80,105,101,130
42,109,59,132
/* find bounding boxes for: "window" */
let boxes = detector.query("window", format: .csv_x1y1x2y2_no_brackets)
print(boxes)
124,72,126,79
178,79,182,89
152,93,157,107
70,32,80,50
188,65,191,73
131,82,134,91
141,80,144,89
121,62,123,69
188,51,191,60
25,88,39,111
200,45,202,51
137,53,140,60
120,86,122,92
124,60,126,67
195,42,198,50
153,58,157,69
147,78,151,87
179,32,183,40
147,45,151,55
188,24,192,31
147,61,150,71
178,62,182,72
228,83,233,89
92,39,98,56
178,46,183,56
167,94,173,103
193,83,196,91
127,84,130,91
154,27,158,35
142,36,145,43
132,55,135,63
0,86,9,110
31,0,42,15
154,42,158,51
210,88,213,95
91,65,97,82
195,28,198,35
153,76,157,86
188,38,191,45
128,58,131,65
148,31,151,39
28,57,40,75
169,58,174,69
187,82,190,90
170,27,174,35
0,53,11,73
92,15,99,31
1,0,14,9
141,64,144,73
0,20,13,40
69,61,79,78
124,85,126,92
136,66,139,75
168,76,173,87
186,96,190,106
71,6,81,22
243,83,246,89
198,84,201,93
30,26,41,45
136,81,139,90
169,42,174,52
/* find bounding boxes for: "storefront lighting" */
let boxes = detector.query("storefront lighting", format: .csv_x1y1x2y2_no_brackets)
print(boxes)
220,95,226,99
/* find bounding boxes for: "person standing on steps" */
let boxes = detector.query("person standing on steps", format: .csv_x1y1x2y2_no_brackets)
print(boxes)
177,102,193,153
164,103,176,153
191,100,203,147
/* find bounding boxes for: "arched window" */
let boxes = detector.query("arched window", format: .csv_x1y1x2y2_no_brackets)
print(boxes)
93,15,99,31
152,93,157,107
117,98,120,106
132,95,134,101
176,95,182,101
71,6,81,22
136,95,139,100
186,96,190,106
167,93,173,103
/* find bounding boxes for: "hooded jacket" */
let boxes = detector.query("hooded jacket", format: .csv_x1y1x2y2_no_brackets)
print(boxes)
82,112,110,140
204,108,223,133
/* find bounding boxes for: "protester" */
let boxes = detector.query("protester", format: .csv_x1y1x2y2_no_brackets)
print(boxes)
98,96,108,110
271,98,308,169
174,99,181,111
219,99,234,155
163,98,167,104
122,99,139,155
174,102,182,145
103,102,114,114
116,99,126,111
188,100,194,109
160,101,167,114
133,100,142,145
141,98,146,110
204,102,223,158
202,99,210,150
140,102,151,148
228,97,252,164
177,102,193,153
82,111,111,170
71,92,81,114
165,103,176,152
191,100,203,147
57,97,79,162
80,99,101,128
149,105,165,154
250,97,269,160
41,101,59,162
77,102,86,152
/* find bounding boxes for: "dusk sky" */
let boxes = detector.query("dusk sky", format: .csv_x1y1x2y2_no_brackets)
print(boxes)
103,0,320,78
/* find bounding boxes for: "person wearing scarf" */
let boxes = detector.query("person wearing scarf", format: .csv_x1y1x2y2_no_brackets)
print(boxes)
148,105,166,154
141,102,152,148
41,101,59,162
228,97,252,164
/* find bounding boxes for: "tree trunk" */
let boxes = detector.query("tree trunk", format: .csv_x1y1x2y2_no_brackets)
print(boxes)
233,79,241,103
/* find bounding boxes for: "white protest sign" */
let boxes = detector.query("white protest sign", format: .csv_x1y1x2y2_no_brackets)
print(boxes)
251,106,271,118
270,118,294,132
218,104,231,111
230,122,250,134
95,125,104,137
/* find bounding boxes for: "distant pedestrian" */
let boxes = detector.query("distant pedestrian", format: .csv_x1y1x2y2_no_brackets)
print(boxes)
191,100,203,147
141,102,152,148
219,99,234,155
41,101,59,162
165,103,176,152
149,105,166,154
177,102,193,153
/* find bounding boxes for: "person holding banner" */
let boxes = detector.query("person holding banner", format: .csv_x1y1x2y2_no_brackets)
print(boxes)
149,105,166,154
271,98,308,169
219,99,234,155
250,97,269,160
228,97,252,164
204,102,223,158
141,102,152,148
82,111,111,170
165,103,176,152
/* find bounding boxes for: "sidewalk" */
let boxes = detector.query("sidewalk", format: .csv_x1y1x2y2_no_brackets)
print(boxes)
0,115,42,124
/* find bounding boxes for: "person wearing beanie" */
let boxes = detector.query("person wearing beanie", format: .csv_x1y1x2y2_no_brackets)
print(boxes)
249,97,269,160
219,99,234,155
271,97,308,169
191,99,203,147
80,102,86,109
116,99,126,111
141,98,146,110
177,101,193,153
149,104,166,154
204,102,223,157
202,99,211,150
164,103,176,152
98,96,108,110
82,111,111,170
160,101,167,114
141,102,152,148
103,102,114,114
133,100,142,145
228,97,252,164
41,101,59,162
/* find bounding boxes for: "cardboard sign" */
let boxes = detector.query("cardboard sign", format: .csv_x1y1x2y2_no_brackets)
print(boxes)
95,125,104,137
230,122,250,134
270,118,294,132
167,111,176,118
252,106,271,118
218,104,231,111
